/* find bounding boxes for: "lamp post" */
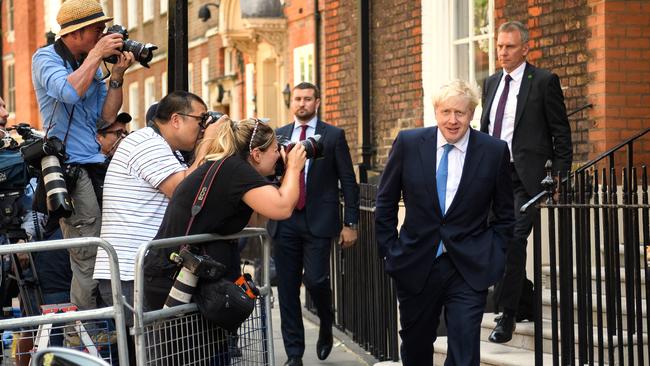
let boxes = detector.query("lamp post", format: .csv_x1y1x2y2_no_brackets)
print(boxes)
282,84,291,109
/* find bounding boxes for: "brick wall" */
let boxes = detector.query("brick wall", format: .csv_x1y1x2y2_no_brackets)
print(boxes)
322,0,361,158
586,0,650,168
322,0,423,168
495,0,591,165
370,0,423,168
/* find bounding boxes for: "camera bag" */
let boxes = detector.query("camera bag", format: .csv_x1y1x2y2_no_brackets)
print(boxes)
179,157,255,331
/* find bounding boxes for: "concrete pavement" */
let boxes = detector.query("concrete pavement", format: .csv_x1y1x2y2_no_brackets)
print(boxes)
270,287,370,366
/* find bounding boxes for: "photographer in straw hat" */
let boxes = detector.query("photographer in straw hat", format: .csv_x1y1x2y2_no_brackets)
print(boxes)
31,0,135,311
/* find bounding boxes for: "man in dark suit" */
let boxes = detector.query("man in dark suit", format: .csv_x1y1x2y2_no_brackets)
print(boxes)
480,21,573,343
376,80,515,365
271,82,360,366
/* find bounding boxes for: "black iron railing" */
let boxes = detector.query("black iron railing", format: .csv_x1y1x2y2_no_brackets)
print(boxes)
306,184,400,362
523,127,650,365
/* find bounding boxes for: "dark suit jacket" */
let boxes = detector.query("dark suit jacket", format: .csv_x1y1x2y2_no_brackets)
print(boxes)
480,62,573,196
375,128,514,295
270,120,359,238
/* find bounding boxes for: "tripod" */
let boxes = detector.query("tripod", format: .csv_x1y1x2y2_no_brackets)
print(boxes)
0,191,45,318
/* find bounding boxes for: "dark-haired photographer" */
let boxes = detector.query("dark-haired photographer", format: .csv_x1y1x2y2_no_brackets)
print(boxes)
93,91,224,324
31,0,135,311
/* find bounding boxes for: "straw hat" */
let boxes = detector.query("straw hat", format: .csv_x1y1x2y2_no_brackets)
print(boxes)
57,0,113,37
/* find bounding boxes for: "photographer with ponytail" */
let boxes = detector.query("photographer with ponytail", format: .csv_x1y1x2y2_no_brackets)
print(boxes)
143,118,307,310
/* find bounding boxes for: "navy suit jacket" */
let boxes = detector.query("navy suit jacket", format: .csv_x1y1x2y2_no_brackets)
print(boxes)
270,120,359,238
375,127,515,295
480,63,572,196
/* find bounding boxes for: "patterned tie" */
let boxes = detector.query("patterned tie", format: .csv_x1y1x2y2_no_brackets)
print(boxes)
295,124,309,210
492,74,512,139
436,144,453,258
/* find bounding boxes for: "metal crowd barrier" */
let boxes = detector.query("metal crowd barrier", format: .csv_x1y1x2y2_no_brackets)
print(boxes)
0,237,129,365
132,228,275,366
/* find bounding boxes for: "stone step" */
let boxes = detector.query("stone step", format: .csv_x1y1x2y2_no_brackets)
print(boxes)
432,336,553,366
480,313,648,365
541,265,648,299
541,289,648,332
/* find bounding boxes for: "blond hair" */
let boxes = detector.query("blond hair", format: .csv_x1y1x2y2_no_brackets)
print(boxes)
432,80,480,111
202,118,275,163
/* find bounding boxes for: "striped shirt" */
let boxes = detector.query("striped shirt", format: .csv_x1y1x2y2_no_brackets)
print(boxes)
94,127,187,280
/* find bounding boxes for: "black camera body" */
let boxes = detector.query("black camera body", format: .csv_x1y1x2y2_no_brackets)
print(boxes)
20,134,73,219
202,111,224,128
175,248,227,280
104,25,158,68
275,135,324,177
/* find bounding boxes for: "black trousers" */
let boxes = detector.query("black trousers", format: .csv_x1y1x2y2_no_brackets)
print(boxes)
496,170,538,315
273,210,334,358
397,255,487,366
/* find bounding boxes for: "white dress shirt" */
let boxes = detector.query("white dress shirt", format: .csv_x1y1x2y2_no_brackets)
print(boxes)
290,116,317,180
435,128,469,254
436,128,469,214
488,61,526,160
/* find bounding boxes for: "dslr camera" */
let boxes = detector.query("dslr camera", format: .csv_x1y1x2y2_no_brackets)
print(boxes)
19,130,73,219
104,25,158,68
200,111,224,129
275,135,324,177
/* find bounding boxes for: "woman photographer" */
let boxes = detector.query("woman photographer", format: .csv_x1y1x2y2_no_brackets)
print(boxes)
143,117,306,311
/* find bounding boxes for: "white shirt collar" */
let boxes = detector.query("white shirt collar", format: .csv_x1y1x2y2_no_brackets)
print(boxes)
436,128,470,153
502,61,526,83
294,116,318,131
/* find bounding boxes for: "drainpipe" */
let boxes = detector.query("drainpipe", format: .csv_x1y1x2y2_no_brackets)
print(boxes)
168,0,188,91
314,0,321,119
358,0,372,183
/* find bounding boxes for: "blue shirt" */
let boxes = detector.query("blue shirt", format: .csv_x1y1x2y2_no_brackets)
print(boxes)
32,45,106,164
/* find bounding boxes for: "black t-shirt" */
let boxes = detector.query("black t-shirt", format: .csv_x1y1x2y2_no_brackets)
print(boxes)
143,155,270,285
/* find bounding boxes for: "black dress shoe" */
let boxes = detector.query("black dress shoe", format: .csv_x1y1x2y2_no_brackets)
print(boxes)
283,357,303,366
488,313,516,343
316,325,334,360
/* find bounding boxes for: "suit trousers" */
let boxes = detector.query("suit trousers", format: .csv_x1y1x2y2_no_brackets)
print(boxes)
273,210,334,358
397,255,487,366
496,169,538,315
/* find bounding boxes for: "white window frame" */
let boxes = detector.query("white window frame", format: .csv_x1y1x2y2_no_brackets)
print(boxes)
293,44,314,84
127,0,138,30
129,82,140,128
201,58,210,105
144,77,156,118
224,48,233,75
143,0,154,22
245,63,255,118
422,0,494,127
6,61,16,115
162,71,168,96
160,0,168,14
112,0,123,26
188,63,194,93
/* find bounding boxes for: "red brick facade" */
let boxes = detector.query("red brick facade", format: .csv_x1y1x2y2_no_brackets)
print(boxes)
493,0,649,167
1,0,45,129
322,0,423,169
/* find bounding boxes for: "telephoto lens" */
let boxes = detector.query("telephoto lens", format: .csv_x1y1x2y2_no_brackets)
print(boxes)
164,248,226,308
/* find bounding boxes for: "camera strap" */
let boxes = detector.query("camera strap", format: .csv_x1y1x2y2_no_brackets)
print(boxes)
180,157,230,252
53,39,80,146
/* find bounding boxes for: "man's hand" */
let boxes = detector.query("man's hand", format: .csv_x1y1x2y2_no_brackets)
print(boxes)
110,51,135,79
338,226,357,249
88,32,124,60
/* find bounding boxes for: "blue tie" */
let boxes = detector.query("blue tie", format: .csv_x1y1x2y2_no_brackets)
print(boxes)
436,144,453,257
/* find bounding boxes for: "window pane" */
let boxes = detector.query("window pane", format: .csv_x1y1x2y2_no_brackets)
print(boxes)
474,0,489,36
474,40,490,91
455,44,469,81
455,0,469,39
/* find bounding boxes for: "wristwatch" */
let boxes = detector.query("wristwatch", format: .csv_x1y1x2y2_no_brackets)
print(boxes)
109,79,123,89
344,222,358,230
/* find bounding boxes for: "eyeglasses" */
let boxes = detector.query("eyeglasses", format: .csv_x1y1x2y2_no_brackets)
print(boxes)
177,112,212,129
102,129,128,138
